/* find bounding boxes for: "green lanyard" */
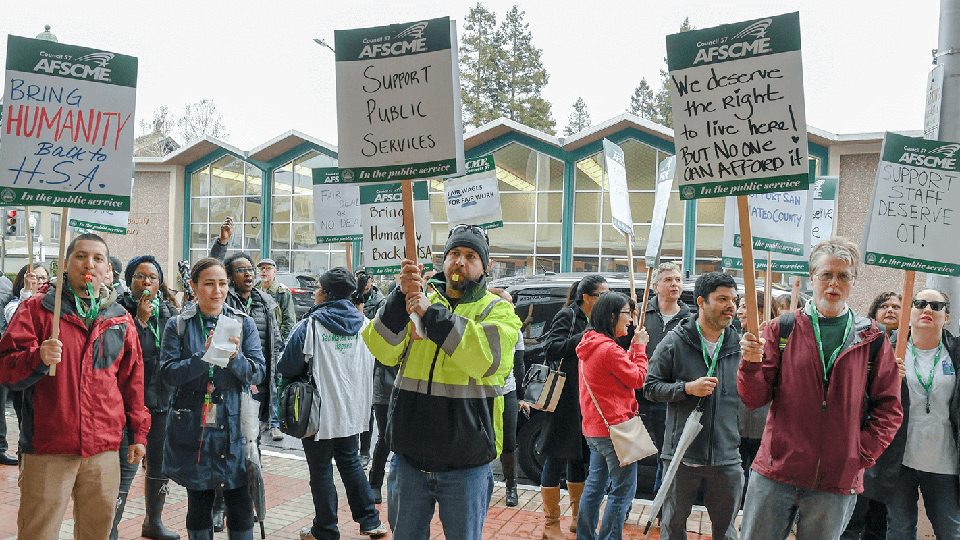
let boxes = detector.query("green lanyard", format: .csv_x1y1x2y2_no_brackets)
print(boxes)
808,301,853,381
910,339,942,414
72,281,101,320
145,296,161,348
696,323,724,377
245,295,252,314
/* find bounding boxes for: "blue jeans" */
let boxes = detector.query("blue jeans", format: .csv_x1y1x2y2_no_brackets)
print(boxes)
886,465,960,540
661,461,742,540
387,454,493,540
301,435,380,540
740,471,856,540
577,436,637,540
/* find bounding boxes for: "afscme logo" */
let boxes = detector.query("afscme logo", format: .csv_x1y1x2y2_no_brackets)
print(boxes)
732,19,772,41
932,144,960,158
358,21,430,59
33,51,114,82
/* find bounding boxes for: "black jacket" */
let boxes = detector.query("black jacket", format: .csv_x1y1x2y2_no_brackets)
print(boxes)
644,315,742,466
643,295,692,359
119,292,179,412
541,303,589,460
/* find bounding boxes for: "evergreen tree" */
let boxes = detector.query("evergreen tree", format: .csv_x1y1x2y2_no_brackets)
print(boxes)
564,97,592,136
628,18,694,128
460,4,501,129
627,78,656,119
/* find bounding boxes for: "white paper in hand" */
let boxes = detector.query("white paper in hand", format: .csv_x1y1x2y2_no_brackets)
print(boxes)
202,314,242,367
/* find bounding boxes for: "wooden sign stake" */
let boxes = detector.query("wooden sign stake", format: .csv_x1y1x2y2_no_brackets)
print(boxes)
49,208,70,376
764,251,773,320
345,242,353,272
638,266,654,330
894,270,916,361
401,180,424,338
625,233,638,304
737,195,761,336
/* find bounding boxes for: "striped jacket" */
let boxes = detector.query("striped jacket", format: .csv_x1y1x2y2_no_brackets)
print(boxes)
362,273,521,472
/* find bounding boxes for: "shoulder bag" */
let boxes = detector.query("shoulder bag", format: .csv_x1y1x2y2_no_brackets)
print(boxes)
523,307,577,411
277,319,321,439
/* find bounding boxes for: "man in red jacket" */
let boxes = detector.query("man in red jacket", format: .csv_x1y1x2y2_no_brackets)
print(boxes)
739,236,902,540
0,234,149,540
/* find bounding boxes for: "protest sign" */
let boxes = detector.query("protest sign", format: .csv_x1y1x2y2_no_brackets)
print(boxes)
666,12,808,200
334,17,464,183
809,175,837,250
861,132,960,276
721,188,812,274
359,180,433,275
312,167,362,243
0,35,137,211
69,208,128,234
645,156,676,266
924,65,944,140
602,139,632,236
443,155,502,229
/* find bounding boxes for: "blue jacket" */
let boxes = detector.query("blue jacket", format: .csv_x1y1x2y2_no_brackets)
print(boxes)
160,303,264,491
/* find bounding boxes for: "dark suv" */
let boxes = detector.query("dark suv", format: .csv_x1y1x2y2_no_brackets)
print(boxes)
274,272,318,319
489,271,797,497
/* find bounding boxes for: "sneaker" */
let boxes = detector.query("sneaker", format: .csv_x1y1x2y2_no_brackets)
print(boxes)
271,427,284,441
300,526,317,540
360,521,389,538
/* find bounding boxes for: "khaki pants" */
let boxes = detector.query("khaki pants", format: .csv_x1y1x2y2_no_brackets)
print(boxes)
18,451,121,540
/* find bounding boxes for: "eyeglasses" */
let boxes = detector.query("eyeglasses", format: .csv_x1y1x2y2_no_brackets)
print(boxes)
913,299,948,312
133,273,160,283
233,267,256,275
619,310,633,315
448,224,489,243
815,271,855,283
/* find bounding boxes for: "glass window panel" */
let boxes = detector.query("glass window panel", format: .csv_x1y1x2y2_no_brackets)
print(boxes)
544,158,565,191
245,165,262,197
294,249,334,275
274,166,295,197
492,143,536,193
537,193,563,222
241,221,261,252
695,258,722,274
695,226,724,256
299,152,336,170
272,223,291,251
211,157,245,197
574,192,602,222
572,256,600,272
191,169,210,197
210,197,244,223
487,224,536,255
245,197,261,226
601,225,630,256
628,192,654,224
292,222,316,250
190,248,209,265
191,197,209,223
273,196,292,222
190,224,209,250
293,195,313,222
666,193,685,223
575,154,604,191
294,151,323,192
622,139,658,191
536,224,562,253
430,192,447,223
573,224,600,255
489,255,533,279
500,193,536,223
661,225,685,254
696,197,725,224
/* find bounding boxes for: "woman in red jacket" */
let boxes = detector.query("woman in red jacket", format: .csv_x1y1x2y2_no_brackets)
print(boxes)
575,292,649,540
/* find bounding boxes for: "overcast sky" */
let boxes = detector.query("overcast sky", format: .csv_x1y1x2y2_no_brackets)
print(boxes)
3,0,942,149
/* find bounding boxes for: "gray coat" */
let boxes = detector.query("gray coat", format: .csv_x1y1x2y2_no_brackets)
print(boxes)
644,315,742,466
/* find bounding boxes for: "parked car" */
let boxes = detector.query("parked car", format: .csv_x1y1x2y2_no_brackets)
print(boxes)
274,272,317,319
489,271,801,498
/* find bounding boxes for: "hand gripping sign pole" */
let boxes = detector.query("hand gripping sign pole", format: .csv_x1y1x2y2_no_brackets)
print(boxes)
49,208,70,377
401,180,425,337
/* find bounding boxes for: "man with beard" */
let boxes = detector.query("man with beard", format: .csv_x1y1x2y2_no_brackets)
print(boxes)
362,224,521,540
644,272,743,540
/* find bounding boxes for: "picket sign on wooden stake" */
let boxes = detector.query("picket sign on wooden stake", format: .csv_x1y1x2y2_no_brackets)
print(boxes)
638,267,654,330
625,233,638,304
764,251,773,320
401,180,424,338
894,271,916,361
345,242,353,272
737,196,760,336
49,208,70,376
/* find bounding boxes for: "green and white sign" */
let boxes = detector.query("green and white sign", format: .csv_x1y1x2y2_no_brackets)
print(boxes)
721,188,812,274
443,155,502,229
0,35,137,211
334,17,464,183
809,175,837,250
666,12,808,200
68,178,133,234
359,181,433,275
603,139,632,236
645,156,675,266
313,167,362,243
861,132,960,276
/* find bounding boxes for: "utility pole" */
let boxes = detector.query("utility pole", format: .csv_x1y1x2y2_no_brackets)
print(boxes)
927,0,960,333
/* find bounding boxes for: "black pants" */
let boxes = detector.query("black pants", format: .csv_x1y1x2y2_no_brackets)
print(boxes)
368,404,391,490
186,486,254,531
502,390,518,453
145,410,169,479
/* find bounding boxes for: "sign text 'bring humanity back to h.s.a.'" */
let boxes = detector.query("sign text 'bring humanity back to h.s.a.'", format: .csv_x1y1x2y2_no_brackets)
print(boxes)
861,133,960,276
334,17,464,183
0,35,137,211
666,12,808,200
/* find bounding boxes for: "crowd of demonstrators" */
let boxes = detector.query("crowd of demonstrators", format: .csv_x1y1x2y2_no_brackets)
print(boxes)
160,257,265,540
539,274,609,539
489,286,528,508
841,290,904,540
363,224,521,540
645,273,744,540
739,236,903,540
0,234,149,540
109,256,181,540
0,262,47,466
577,292,650,540
278,268,388,540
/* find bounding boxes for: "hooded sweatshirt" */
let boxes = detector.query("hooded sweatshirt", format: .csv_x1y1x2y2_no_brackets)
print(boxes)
278,298,374,440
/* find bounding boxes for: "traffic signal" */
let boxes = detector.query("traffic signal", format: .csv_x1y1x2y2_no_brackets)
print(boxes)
4,208,16,236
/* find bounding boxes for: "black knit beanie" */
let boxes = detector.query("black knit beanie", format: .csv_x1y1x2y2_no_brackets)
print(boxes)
125,255,164,287
443,225,489,268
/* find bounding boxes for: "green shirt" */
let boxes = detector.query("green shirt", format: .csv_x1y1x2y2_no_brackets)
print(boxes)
817,315,848,375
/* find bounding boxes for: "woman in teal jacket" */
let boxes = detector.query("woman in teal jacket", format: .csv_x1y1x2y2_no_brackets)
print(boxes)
161,257,264,540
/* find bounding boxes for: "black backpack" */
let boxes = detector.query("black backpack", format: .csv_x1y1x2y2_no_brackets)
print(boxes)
277,319,321,439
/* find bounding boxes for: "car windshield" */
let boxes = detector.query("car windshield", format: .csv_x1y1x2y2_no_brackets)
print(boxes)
274,273,300,288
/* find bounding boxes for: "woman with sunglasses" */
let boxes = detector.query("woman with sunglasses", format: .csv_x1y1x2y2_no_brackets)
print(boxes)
879,289,960,540
161,258,265,540
575,292,649,540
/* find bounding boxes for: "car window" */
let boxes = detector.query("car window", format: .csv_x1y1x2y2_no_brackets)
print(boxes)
275,273,300,288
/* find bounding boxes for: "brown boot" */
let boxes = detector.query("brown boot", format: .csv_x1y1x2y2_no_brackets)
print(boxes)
567,481,585,532
540,486,564,540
